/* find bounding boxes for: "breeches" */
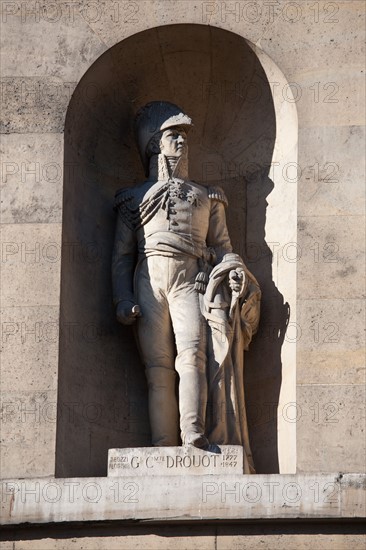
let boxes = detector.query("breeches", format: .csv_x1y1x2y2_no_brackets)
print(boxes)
135,255,207,444
135,255,206,373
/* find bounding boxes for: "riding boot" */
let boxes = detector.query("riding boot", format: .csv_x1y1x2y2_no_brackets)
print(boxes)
145,367,180,446
178,363,209,448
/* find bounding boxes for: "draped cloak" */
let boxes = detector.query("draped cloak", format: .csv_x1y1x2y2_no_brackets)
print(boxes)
200,255,261,474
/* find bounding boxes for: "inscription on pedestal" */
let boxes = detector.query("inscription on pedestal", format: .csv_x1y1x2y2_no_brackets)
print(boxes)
108,446,243,476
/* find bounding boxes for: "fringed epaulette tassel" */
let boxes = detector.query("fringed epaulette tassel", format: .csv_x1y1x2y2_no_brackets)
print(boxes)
114,188,134,210
207,186,228,207
194,271,209,293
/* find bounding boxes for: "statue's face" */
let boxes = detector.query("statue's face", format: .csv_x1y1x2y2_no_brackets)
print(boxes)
159,127,188,158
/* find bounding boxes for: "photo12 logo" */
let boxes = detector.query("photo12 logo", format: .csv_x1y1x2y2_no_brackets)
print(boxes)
1,2,139,24
201,2,340,25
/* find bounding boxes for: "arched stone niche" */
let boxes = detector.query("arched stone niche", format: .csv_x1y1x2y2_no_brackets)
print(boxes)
56,24,297,477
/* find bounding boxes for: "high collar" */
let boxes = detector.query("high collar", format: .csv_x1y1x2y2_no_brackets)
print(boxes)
148,153,189,181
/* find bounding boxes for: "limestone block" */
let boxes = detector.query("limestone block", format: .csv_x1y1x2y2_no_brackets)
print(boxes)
216,532,366,550
0,77,76,134
298,126,365,217
0,390,57,478
296,385,366,473
5,534,366,550
0,306,59,392
259,1,365,74
0,3,106,81
287,66,365,128
341,474,366,518
0,133,63,223
0,223,62,307
12,534,216,550
297,215,365,300
108,446,244,476
297,299,366,385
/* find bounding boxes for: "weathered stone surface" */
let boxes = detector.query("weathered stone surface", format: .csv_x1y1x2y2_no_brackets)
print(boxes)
0,306,59,392
216,532,366,550
0,4,107,81
0,77,75,134
297,385,366,473
341,474,366,517
259,1,365,75
297,215,365,300
0,390,57,479
0,536,366,550
22,539,211,550
286,66,365,129
9,536,216,550
4,532,365,550
108,446,244,476
0,223,62,308
0,134,63,223
298,126,365,217
0,474,364,525
297,299,366,385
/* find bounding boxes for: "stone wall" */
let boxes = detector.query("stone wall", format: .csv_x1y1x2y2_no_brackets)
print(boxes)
0,0,365,546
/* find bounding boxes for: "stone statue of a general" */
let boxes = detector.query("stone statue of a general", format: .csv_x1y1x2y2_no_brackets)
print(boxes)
112,101,260,473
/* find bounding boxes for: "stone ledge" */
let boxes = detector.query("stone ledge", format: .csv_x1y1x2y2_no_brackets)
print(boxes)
0,474,364,526
1,474,366,525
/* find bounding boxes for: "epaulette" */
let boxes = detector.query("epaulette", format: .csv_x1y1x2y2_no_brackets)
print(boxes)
208,186,228,207
114,187,134,211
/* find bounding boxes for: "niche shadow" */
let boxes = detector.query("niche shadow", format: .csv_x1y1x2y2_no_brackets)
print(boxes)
56,24,288,476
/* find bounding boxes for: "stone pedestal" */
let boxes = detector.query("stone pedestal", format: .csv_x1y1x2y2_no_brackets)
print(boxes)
108,446,243,476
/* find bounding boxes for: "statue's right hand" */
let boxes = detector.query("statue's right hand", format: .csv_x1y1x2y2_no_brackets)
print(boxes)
116,301,141,325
